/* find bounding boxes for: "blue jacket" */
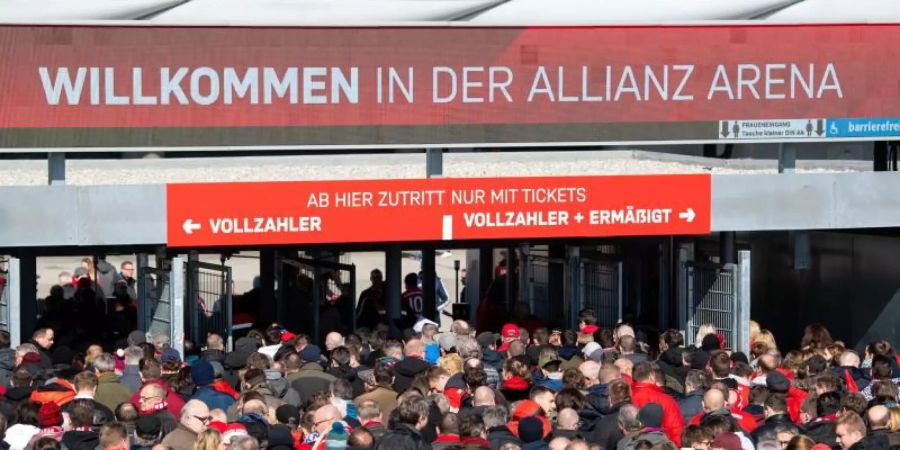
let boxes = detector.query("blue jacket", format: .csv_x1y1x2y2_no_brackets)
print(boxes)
191,386,235,411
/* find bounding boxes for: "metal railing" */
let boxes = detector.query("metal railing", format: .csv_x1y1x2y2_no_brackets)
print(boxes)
579,259,623,328
138,257,185,357
683,251,751,352
187,261,232,350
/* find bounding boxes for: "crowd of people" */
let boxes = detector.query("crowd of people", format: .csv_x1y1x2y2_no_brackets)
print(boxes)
0,309,899,450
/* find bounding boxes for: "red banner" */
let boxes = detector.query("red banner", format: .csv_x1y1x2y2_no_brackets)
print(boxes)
2,24,896,147
166,175,711,247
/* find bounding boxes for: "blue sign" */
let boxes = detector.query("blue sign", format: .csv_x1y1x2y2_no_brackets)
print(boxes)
828,118,900,138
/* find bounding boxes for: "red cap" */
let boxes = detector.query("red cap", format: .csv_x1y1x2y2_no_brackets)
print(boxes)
281,331,297,344
580,324,599,334
208,421,228,433
38,401,63,428
501,324,520,339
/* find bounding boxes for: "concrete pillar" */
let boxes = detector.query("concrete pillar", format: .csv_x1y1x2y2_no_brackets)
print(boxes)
385,246,402,338
259,249,277,327
422,249,437,322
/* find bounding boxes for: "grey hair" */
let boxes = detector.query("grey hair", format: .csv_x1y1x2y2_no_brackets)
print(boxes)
617,404,642,433
228,436,259,450
483,405,509,429
151,332,170,349
15,343,38,357
124,345,144,365
93,353,116,373
457,336,482,360
756,441,782,450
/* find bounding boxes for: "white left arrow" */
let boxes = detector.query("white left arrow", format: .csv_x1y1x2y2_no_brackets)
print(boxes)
182,219,201,234
678,208,696,223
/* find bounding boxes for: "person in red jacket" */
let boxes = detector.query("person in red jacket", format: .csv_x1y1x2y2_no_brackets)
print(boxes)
689,386,757,434
767,370,807,424
630,361,685,446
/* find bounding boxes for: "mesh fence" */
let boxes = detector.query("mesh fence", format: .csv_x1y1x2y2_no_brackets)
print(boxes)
685,263,738,349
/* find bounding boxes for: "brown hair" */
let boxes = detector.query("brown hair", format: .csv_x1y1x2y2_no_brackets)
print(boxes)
785,435,816,450
800,324,833,350
502,358,531,380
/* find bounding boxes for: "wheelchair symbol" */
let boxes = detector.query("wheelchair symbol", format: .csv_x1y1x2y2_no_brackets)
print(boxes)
829,122,839,136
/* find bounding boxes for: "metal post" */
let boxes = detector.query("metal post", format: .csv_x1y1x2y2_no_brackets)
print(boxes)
676,242,694,337
874,141,889,171
778,143,796,174
737,250,752,354
136,253,149,332
18,254,37,343
7,258,21,348
225,268,233,352
720,232,736,264
385,246,402,338
48,152,66,186
616,261,624,324
187,252,200,344
422,249,437,322
259,249,276,326
170,257,185,359
350,264,357,332
426,148,443,178
453,260,461,304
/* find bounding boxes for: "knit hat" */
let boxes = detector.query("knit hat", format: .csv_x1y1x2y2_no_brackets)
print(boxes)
438,333,457,352
208,421,228,433
22,352,42,365
300,345,321,363
518,416,543,443
766,371,791,394
160,347,181,362
638,403,664,428
501,324,520,339
38,401,63,428
582,342,601,358
128,330,147,346
280,331,297,344
476,332,496,348
222,423,249,443
276,404,301,426
135,415,162,440
712,432,742,450
191,360,215,386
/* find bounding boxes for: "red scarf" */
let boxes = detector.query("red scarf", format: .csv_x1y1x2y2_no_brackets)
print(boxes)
139,401,169,415
812,414,838,424
844,369,860,393
502,377,530,390
71,426,94,432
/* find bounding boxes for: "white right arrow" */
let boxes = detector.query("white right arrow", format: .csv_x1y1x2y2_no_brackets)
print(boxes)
182,219,201,234
678,208,696,223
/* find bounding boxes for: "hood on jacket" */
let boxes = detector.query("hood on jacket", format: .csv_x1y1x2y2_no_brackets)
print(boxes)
558,346,580,361
4,386,34,402
660,348,684,367
394,357,430,377
0,348,15,371
266,376,291,399
586,383,613,415
224,337,257,368
482,349,505,367
62,430,100,450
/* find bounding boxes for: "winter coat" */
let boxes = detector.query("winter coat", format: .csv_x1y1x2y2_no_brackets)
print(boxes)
618,430,672,450
499,377,532,403
355,386,399,420
290,362,337,404
192,385,236,411
200,349,226,364
62,398,114,426
0,386,34,418
373,424,431,450
804,417,839,449
26,340,53,370
432,434,462,450
143,409,177,436
60,430,99,450
558,346,584,372
119,365,142,393
482,349,505,375
751,413,798,443
585,383,613,417
786,386,809,424
95,372,132,412
265,370,302,406
591,402,626,450
488,426,521,449
535,376,563,392
223,337,258,387
393,357,431,394
631,382,685,447
160,424,199,450
3,424,39,450
658,348,689,394
328,364,366,399
0,348,15,387
95,260,118,299
677,390,704,423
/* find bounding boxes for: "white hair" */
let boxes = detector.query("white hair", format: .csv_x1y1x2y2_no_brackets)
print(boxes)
93,353,116,372
15,343,38,357
695,324,717,347
124,345,144,365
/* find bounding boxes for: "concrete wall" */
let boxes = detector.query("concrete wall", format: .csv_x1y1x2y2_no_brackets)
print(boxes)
749,231,900,352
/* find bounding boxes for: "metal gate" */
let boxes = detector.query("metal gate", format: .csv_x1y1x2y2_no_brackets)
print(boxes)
577,258,623,328
187,261,233,350
682,250,751,352
0,257,10,334
275,256,355,344
138,257,185,356
523,253,558,323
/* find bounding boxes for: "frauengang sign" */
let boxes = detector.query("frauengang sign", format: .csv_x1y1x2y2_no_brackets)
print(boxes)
0,23,897,149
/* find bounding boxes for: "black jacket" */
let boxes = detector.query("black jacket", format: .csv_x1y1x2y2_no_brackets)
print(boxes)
677,390,705,423
61,430,100,450
488,426,521,449
804,418,839,450
658,348,689,394
482,349,505,374
591,401,626,450
328,364,366,398
374,424,431,450
0,348,14,387
0,386,34,418
861,429,900,450
393,357,430,394
751,413,798,443
63,399,115,426
585,383,613,417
